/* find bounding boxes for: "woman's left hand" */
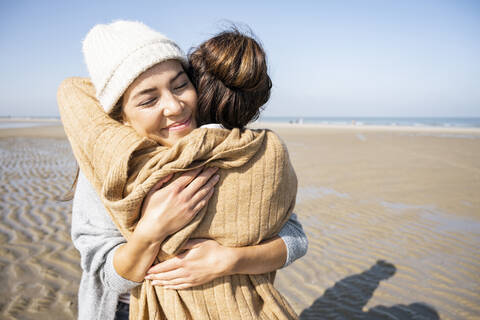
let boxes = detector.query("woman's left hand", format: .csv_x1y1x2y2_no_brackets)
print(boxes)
145,239,236,289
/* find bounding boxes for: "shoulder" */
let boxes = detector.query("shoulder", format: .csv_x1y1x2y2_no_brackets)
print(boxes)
73,171,116,229
246,128,284,143
74,171,101,204
254,129,289,154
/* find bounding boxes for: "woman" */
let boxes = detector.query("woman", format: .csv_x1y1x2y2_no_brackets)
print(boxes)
59,21,306,319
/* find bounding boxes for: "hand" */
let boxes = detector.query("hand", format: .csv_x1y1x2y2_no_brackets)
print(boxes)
145,239,236,289
134,167,220,244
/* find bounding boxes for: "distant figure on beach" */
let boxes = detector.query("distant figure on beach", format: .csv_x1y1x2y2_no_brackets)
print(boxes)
58,21,307,319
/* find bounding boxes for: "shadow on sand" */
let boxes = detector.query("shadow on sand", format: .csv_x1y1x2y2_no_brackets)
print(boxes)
300,260,439,319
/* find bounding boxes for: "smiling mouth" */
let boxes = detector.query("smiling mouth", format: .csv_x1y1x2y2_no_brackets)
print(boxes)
166,116,192,131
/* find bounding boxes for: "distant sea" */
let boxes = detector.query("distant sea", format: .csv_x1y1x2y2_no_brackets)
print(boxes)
0,117,61,129
1,116,480,129
258,117,480,128
0,122,56,129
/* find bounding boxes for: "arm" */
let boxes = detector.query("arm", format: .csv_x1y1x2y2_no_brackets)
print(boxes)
72,171,145,319
277,213,309,267
145,213,308,289
71,171,141,293
114,167,219,282
229,213,308,274
73,166,220,292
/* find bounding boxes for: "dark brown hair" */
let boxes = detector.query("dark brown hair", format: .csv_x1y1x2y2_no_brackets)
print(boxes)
64,29,270,199
188,29,272,129
108,98,124,122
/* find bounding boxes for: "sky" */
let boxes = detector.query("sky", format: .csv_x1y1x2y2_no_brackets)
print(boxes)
0,0,479,118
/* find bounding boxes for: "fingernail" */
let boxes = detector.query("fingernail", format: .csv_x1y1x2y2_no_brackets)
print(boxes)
145,275,152,280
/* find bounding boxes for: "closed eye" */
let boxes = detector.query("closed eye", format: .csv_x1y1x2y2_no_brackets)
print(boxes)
174,82,188,90
139,97,157,107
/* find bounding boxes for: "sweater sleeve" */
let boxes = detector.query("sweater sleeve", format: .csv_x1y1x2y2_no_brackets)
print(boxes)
71,170,141,294
278,213,308,267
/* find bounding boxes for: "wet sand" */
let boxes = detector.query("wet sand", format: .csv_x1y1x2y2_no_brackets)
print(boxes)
0,126,79,319
1,124,479,319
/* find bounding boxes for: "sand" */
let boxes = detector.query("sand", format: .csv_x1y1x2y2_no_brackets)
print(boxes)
1,124,479,319
0,126,79,319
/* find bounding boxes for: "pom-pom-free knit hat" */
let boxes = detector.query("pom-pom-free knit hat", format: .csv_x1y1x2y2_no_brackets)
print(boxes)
82,20,188,112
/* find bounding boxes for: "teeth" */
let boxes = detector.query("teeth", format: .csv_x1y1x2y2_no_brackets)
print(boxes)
172,121,185,127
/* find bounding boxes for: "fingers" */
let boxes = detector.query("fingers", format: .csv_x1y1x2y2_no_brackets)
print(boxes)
183,167,219,198
191,187,215,214
188,173,218,208
147,256,184,275
147,268,185,282
147,173,173,197
147,270,196,289
144,174,174,206
153,279,192,289
145,255,196,288
168,167,203,190
149,174,174,193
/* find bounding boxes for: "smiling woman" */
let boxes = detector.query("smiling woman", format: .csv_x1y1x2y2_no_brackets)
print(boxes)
119,61,198,146
58,20,306,320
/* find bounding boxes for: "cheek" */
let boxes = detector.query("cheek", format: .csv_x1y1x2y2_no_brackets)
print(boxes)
128,110,161,134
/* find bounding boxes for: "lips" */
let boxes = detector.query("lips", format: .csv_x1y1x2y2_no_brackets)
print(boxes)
165,116,192,132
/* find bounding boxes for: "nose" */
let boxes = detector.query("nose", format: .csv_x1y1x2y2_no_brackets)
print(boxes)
161,92,183,117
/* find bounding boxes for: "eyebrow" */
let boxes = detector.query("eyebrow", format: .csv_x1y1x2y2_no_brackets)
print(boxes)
133,87,157,99
171,70,185,83
133,71,185,99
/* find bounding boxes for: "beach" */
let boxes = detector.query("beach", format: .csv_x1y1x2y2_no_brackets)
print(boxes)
1,123,479,319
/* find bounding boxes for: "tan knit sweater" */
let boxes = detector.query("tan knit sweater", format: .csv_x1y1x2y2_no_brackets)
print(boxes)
58,77,298,320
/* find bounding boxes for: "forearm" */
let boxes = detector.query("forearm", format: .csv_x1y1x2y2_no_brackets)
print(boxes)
228,213,308,275
113,233,165,282
229,236,287,275
144,236,289,289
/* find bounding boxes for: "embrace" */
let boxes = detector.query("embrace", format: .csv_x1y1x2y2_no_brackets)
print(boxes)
58,20,308,320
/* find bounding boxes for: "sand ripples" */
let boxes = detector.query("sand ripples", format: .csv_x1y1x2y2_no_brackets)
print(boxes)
276,191,480,319
1,127,479,319
272,128,480,320
0,137,79,320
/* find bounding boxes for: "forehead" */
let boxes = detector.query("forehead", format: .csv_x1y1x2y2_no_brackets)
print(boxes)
127,60,184,94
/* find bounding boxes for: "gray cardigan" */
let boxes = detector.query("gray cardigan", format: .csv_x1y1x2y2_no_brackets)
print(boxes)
71,171,308,320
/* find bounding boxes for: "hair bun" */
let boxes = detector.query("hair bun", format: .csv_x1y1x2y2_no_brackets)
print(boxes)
201,31,268,91
188,29,272,129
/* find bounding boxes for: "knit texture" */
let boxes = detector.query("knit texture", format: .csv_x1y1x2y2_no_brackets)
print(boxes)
83,20,188,112
58,77,298,320
72,170,306,320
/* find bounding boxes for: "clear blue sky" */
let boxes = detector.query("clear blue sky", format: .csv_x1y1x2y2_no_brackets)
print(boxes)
0,0,479,117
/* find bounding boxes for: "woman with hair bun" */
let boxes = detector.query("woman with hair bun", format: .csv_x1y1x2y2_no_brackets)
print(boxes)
58,21,306,320
189,29,272,129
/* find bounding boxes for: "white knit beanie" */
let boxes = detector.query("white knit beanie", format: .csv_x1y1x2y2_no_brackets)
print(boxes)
82,20,188,112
